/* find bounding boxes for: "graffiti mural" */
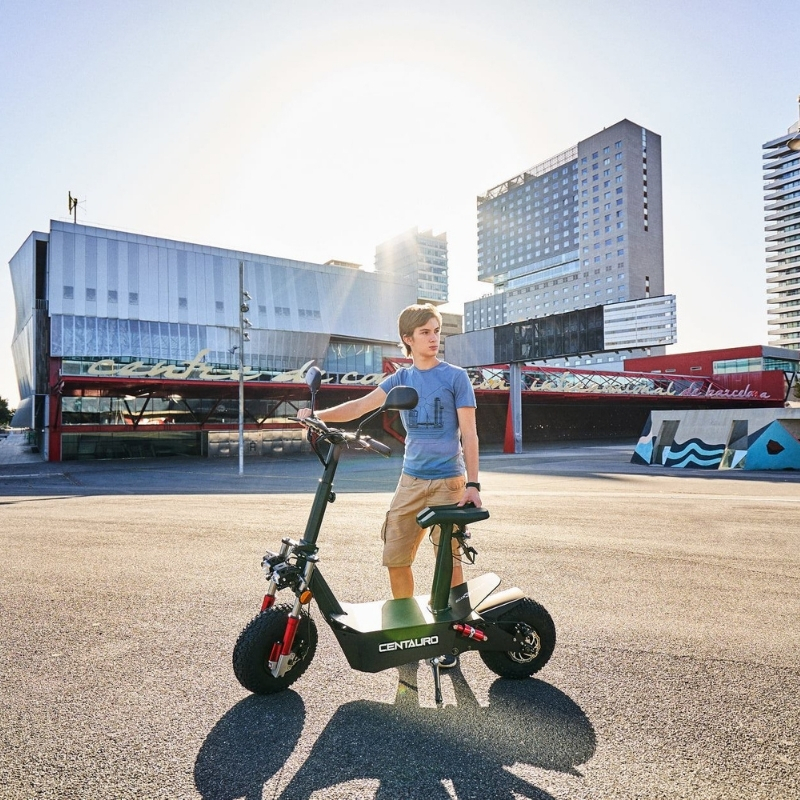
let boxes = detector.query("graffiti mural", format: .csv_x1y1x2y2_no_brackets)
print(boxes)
632,410,800,471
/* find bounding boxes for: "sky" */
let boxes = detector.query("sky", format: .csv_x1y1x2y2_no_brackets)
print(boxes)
1,0,799,406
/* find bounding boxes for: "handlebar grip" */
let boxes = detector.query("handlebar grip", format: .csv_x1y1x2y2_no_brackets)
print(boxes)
292,416,331,433
365,438,392,457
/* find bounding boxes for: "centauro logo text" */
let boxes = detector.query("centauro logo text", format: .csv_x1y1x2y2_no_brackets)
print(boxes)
378,636,439,652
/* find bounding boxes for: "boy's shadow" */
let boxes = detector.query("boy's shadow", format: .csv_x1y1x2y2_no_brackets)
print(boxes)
195,664,595,800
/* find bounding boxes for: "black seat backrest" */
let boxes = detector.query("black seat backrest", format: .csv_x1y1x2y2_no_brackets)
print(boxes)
416,503,490,528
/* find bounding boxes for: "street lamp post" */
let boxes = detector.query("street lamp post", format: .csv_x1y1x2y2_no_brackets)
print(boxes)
238,261,252,476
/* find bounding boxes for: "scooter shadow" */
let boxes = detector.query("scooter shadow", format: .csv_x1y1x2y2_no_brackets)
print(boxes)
194,665,595,800
194,690,305,800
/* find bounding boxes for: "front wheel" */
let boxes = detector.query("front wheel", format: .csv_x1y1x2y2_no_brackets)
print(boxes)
233,604,318,694
479,598,556,678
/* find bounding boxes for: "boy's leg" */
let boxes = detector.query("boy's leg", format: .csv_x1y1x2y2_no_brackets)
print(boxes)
387,566,415,599
382,475,428,598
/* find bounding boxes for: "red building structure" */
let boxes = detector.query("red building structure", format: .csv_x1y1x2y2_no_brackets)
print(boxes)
625,345,798,379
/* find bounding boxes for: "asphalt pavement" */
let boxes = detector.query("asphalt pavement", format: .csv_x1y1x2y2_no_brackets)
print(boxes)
1,442,799,799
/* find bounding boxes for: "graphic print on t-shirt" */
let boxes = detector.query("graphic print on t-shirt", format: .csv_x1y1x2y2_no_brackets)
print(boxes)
407,392,443,431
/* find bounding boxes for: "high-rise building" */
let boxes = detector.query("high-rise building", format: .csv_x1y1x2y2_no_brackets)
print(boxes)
465,119,670,365
763,98,800,351
375,227,449,305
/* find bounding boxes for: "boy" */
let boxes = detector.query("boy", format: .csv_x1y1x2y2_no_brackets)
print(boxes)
298,303,481,618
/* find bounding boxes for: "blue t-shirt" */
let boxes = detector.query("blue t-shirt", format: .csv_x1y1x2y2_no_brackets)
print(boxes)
379,361,476,479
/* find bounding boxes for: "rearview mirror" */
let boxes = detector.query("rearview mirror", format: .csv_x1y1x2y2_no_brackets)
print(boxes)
305,366,322,394
383,386,418,411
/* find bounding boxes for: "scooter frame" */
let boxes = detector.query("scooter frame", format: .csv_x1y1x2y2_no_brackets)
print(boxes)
234,370,555,702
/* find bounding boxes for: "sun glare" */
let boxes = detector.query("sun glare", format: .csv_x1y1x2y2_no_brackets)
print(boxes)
122,20,547,310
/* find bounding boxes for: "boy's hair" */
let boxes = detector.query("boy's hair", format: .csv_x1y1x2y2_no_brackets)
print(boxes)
397,303,442,356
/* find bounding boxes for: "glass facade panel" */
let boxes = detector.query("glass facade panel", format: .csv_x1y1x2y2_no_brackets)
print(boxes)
61,395,291,427
764,357,798,372
322,341,385,377
713,358,762,374
61,432,201,460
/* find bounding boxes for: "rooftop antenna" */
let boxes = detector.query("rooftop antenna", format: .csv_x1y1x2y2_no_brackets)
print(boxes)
68,192,78,223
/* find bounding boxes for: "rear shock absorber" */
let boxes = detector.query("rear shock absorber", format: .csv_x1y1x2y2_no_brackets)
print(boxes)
453,622,488,642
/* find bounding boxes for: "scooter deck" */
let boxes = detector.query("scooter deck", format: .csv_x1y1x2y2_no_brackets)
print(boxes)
331,572,501,633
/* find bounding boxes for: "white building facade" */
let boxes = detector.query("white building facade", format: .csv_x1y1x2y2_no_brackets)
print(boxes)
764,99,800,351
9,221,416,459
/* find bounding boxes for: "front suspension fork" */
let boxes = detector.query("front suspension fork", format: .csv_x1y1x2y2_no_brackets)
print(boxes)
268,554,318,678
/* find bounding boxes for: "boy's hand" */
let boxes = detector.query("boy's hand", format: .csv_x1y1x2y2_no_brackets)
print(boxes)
458,485,482,508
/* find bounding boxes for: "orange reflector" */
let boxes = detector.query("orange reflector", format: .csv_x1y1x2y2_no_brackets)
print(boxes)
299,590,313,605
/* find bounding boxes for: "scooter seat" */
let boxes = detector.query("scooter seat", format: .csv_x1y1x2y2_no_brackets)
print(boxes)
416,503,489,528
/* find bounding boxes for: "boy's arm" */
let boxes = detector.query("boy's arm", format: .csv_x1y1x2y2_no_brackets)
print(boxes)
456,406,481,508
297,386,387,423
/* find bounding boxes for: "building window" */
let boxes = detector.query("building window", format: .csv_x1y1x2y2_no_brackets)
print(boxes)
215,301,224,311
129,292,139,305
63,285,74,300
86,288,96,301
178,297,188,309
108,290,118,303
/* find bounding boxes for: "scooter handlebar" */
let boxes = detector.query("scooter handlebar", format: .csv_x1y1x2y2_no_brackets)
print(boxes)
290,416,330,435
291,417,391,457
360,437,392,457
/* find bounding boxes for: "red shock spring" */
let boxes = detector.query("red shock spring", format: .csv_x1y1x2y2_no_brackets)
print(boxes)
453,622,488,642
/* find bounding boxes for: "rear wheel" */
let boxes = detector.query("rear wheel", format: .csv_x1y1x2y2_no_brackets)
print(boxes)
233,604,317,694
480,598,556,678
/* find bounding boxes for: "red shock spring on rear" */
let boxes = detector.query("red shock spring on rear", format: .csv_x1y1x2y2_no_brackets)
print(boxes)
453,622,488,642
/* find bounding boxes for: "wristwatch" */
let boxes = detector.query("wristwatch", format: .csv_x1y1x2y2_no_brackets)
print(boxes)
466,481,481,491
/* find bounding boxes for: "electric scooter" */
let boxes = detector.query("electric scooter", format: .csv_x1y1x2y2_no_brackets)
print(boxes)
233,366,556,704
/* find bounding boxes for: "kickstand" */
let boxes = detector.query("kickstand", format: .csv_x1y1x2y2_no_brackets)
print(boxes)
429,657,443,706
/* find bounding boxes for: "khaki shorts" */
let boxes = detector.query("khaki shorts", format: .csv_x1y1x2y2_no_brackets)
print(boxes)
381,473,466,567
